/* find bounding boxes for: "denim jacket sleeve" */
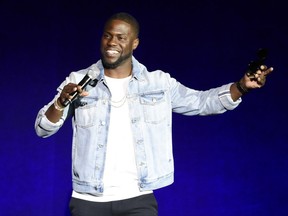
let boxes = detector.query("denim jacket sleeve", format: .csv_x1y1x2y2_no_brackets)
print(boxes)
167,75,241,115
34,66,97,138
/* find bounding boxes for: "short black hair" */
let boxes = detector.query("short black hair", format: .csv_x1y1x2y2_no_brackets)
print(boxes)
104,12,140,38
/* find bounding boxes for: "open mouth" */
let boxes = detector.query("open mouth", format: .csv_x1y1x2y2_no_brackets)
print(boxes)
106,50,119,57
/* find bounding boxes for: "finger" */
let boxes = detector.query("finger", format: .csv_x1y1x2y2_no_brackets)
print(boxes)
75,85,82,92
246,72,255,79
63,84,77,94
73,86,89,97
61,85,77,101
254,72,260,78
60,91,70,103
257,76,266,86
77,86,90,97
256,70,262,76
68,84,78,92
80,91,89,97
260,65,267,70
264,67,274,76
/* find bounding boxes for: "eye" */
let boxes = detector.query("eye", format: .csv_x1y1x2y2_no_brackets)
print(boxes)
118,35,127,41
103,33,111,39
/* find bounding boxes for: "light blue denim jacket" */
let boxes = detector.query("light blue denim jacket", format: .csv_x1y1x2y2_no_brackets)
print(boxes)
35,57,241,195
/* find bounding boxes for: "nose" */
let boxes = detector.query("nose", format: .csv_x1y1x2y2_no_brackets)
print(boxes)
107,36,117,46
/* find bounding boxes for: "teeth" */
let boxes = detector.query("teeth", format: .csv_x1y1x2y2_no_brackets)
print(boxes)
106,50,118,54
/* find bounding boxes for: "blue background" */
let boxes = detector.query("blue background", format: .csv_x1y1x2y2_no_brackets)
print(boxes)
1,0,287,215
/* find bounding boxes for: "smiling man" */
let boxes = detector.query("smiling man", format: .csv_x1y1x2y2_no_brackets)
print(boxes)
35,12,273,216
100,16,139,73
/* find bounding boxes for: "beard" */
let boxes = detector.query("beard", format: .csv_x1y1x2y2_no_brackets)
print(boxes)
101,52,132,69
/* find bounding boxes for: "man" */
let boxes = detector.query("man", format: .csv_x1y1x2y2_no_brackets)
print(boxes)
35,12,273,216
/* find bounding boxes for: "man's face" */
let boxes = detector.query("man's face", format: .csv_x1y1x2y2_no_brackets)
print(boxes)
100,19,138,69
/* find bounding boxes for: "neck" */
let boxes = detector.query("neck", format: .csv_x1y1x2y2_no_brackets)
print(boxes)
104,62,132,78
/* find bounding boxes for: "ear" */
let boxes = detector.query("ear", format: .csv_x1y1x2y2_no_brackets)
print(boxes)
132,38,139,50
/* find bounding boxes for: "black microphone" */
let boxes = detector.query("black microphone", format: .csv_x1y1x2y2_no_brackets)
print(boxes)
62,69,98,107
247,48,268,77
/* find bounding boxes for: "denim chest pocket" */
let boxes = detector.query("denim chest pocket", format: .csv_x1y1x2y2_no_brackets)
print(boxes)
139,91,168,124
74,101,97,128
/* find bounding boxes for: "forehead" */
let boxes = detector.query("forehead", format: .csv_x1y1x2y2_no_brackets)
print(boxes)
104,19,134,35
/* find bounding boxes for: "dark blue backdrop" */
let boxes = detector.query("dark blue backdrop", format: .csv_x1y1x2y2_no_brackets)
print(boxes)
1,0,287,215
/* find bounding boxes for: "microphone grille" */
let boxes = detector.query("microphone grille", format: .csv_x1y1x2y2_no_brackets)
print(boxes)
87,67,100,80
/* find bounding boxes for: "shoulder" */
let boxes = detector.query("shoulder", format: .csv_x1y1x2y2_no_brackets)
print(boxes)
68,62,100,83
135,61,172,80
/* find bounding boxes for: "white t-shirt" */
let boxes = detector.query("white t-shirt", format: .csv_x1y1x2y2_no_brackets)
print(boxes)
72,75,152,202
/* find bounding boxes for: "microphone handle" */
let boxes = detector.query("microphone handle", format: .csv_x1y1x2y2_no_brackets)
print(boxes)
62,75,92,107
247,48,268,77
